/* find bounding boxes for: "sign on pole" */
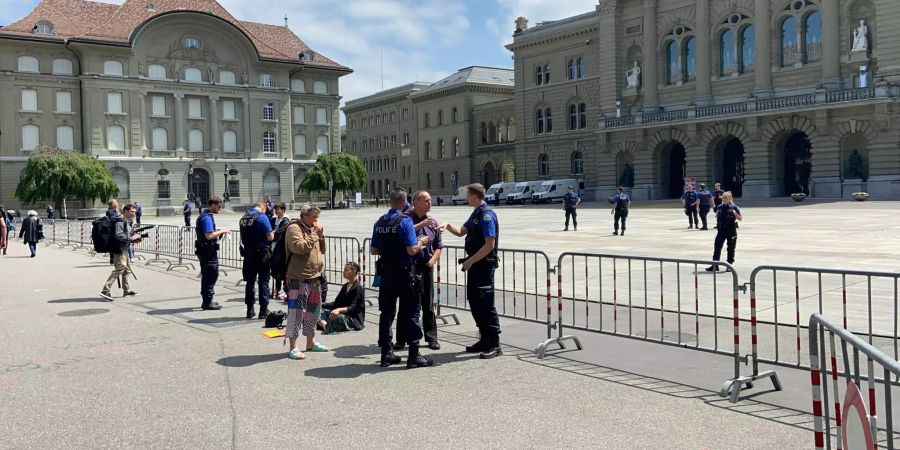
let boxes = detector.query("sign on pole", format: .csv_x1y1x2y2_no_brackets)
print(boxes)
355,192,362,204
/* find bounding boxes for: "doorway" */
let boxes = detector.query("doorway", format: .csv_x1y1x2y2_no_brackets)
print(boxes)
660,143,686,198
189,168,210,205
720,138,745,197
783,132,812,195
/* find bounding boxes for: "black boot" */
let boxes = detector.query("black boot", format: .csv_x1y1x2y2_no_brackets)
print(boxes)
380,349,401,367
465,339,488,353
201,302,222,310
480,336,503,359
406,344,434,369
258,306,269,320
246,305,255,319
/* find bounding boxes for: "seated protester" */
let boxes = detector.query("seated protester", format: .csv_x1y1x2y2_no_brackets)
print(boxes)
317,261,365,334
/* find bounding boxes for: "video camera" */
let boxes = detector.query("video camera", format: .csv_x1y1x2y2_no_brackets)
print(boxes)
134,224,155,239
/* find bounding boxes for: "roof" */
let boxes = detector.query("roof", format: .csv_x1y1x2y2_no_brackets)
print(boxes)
343,82,431,111
413,66,513,97
508,10,598,49
0,0,348,70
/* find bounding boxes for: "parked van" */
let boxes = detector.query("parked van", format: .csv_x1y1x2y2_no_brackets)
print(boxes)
451,187,468,205
505,181,544,204
532,179,578,203
485,182,516,204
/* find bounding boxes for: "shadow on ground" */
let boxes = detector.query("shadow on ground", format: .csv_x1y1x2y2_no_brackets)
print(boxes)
216,353,285,367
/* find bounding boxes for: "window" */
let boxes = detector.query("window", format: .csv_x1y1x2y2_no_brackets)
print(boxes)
382,113,387,123
219,70,235,85
56,91,71,113
34,21,53,35
741,25,756,73
439,139,445,159
568,58,576,80
804,11,822,63
148,64,166,79
426,173,432,189
440,172,445,189
106,92,123,114
184,67,202,82
453,137,460,157
262,102,275,121
56,126,74,150
538,108,552,134
539,154,550,177
263,170,281,197
424,112,430,128
452,107,458,123
313,81,327,94
151,96,166,116
578,103,586,129
263,131,276,154
781,16,800,66
535,65,543,85
227,180,240,198
291,79,305,92
183,37,201,49
568,104,577,131
437,110,443,126
571,151,584,175
316,135,329,154
188,98,201,118
52,59,72,75
111,168,129,199
21,90,37,111
188,129,203,152
22,125,39,150
151,128,168,150
402,108,409,120
103,60,124,76
666,41,679,85
222,100,235,120
543,64,550,84
293,134,307,156
222,130,237,153
157,180,171,199
293,106,305,123
260,73,275,88
316,107,328,125
535,110,544,134
720,29,736,76
18,56,38,73
390,111,396,122
424,141,431,160
684,37,697,81
107,125,125,151
577,57,585,79
403,133,409,145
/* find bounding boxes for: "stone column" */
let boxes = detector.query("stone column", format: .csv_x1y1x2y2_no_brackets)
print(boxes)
694,0,712,105
138,92,148,151
174,94,184,152
753,0,773,97
243,98,252,155
822,0,841,88
209,96,220,153
642,0,659,111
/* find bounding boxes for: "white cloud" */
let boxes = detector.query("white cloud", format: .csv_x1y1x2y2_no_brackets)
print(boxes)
490,0,598,46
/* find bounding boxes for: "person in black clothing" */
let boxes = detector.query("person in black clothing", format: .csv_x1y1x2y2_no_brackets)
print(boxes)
681,185,700,229
712,182,725,229
697,183,713,230
318,261,366,333
196,197,231,310
706,192,742,272
183,200,192,227
611,187,630,235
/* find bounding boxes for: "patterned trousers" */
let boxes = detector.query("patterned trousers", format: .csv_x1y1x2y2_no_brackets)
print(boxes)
285,279,322,339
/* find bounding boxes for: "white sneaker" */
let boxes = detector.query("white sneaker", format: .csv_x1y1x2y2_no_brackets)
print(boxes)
99,292,114,301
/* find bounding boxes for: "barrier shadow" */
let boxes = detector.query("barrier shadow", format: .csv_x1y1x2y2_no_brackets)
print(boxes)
146,307,200,316
48,297,108,304
216,353,285,368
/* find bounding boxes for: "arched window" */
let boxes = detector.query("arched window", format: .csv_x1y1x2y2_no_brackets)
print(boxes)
437,110,443,126
535,65,544,85
56,126,74,150
263,170,281,197
568,58,577,80
148,64,166,79
577,57,585,78
222,130,237,153
17,56,38,73
506,119,516,141
439,139,446,158
424,141,432,160
219,70,236,84
539,154,550,177
683,37,697,81
666,41,679,85
453,137,460,157
262,131,276,154
313,81,327,94
291,79,306,92
720,29,736,76
151,127,168,151
316,135,329,154
741,25,756,72
571,151,584,175
544,108,552,133
804,11,822,63
424,112,430,128
568,104,578,131
34,21,53,35
293,134,307,156
452,107,458,123
262,102,275,121
543,64,550,84
781,16,799,66
259,73,275,88
21,125,39,150
110,167,130,199
103,60,123,76
481,122,488,143
578,103,587,129
52,59,73,75
535,110,544,135
107,125,125,151
188,129,204,152
488,123,496,143
184,67,202,82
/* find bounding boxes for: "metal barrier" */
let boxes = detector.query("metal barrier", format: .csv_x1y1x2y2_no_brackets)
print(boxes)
323,236,363,283
809,313,900,450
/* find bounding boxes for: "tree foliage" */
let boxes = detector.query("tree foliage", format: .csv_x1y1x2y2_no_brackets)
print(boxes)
15,146,119,208
298,153,367,194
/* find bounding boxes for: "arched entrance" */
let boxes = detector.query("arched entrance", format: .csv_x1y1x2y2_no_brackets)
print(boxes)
483,160,497,187
659,142,686,198
783,132,812,195
500,158,515,182
189,168,210,205
718,137,745,197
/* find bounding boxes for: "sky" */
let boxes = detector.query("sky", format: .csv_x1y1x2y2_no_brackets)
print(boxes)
0,0,599,110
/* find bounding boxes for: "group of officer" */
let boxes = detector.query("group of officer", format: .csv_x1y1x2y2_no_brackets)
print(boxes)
370,183,502,369
680,182,726,230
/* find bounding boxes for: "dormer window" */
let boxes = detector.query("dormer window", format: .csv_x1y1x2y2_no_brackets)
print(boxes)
33,21,53,35
183,37,202,49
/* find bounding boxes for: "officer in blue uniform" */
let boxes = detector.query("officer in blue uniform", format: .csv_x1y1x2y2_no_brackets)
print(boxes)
697,183,713,230
611,187,630,236
680,184,700,229
239,201,275,319
195,196,230,310
562,186,581,231
442,183,502,359
712,182,725,228
183,200,193,227
370,189,433,369
706,192,742,272
264,195,275,222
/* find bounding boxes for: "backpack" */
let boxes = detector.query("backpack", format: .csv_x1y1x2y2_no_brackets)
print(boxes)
91,216,120,253
270,219,301,282
264,310,286,328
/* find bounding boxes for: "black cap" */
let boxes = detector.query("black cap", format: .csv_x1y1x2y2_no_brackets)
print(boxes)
568,186,574,189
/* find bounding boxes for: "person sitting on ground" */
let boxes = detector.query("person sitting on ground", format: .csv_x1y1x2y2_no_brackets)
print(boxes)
317,261,366,334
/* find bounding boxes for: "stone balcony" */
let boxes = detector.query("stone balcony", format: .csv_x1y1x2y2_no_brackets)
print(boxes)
600,85,897,131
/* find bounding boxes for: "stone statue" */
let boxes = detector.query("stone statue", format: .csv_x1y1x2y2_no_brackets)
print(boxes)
515,16,528,33
173,66,181,80
626,61,642,88
852,19,869,53
621,163,635,187
207,67,214,83
240,71,248,85
137,62,145,76
847,149,864,179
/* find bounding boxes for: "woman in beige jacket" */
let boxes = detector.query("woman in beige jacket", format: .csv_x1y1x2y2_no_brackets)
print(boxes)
284,203,328,360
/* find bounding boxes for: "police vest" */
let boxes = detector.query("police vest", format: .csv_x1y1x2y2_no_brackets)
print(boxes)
373,214,409,265
717,205,738,234
195,211,215,244
698,190,712,205
464,204,499,257
614,194,629,210
713,190,725,206
239,210,262,249
684,192,698,205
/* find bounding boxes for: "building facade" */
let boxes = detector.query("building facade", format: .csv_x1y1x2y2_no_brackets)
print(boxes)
0,0,350,212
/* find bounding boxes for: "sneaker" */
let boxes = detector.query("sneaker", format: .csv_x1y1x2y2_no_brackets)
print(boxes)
123,291,138,297
99,291,114,301
480,346,503,359
427,341,442,351
288,348,305,360
406,355,435,369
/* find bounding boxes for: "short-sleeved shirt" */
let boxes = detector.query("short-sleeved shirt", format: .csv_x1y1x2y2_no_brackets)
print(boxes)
371,209,417,266
240,209,273,250
407,211,443,262
613,193,630,210
135,205,142,215
464,202,497,239
681,191,698,206
183,204,192,215
563,192,581,208
197,212,215,237
698,190,712,207
713,189,725,207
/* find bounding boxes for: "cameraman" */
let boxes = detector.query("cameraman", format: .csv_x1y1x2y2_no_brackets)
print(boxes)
240,201,275,319
196,197,230,310
99,204,141,300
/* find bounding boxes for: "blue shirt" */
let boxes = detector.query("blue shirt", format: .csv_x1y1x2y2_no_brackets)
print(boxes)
183,204,192,215
371,209,417,265
681,191,698,205
240,209,273,250
464,202,498,257
613,193,630,210
408,211,443,262
698,190,712,206
197,212,215,235
563,192,581,208
135,205,142,215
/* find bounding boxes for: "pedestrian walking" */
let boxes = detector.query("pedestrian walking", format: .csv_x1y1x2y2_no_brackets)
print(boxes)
697,183,713,230
18,210,43,258
134,202,142,226
562,186,581,231
611,187,630,236
195,197,230,310
99,204,140,300
0,205,8,256
706,192,742,272
681,184,700,229
46,204,54,220
441,183,503,359
239,201,275,319
370,189,433,368
284,203,329,360
183,199,192,227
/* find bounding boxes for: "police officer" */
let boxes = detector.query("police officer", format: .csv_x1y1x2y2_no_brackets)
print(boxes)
441,183,502,359
562,186,581,231
183,199,192,227
134,202,142,226
706,192,742,272
195,196,230,310
240,201,275,319
697,183,713,230
611,186,630,236
264,194,275,222
712,182,725,228
370,189,433,369
681,184,700,229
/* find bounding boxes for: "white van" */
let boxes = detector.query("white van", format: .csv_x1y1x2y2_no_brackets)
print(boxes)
532,179,578,203
485,182,516,204
505,181,544,204
451,187,468,205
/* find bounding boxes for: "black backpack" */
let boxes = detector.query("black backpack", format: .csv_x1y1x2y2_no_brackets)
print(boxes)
264,310,286,328
270,219,299,282
91,216,120,253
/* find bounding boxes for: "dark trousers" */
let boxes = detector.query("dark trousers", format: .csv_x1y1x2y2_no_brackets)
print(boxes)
184,215,191,227
565,207,577,229
699,206,710,229
467,263,501,342
135,215,141,226
685,207,699,227
712,232,737,265
198,250,219,306
242,251,271,308
398,264,437,344
614,210,627,232
378,269,422,351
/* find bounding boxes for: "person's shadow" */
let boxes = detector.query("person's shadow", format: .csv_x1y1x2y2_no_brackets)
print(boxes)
303,349,477,379
216,353,284,367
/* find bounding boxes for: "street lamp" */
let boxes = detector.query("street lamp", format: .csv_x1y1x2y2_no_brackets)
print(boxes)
223,163,231,202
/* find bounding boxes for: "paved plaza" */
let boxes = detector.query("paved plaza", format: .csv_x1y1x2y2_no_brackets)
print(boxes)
2,198,899,448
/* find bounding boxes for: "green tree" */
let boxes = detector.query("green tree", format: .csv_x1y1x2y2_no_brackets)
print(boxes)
15,146,119,218
298,153,367,208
